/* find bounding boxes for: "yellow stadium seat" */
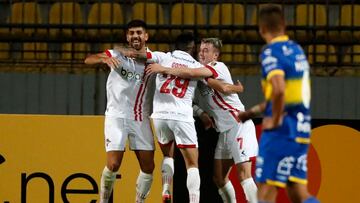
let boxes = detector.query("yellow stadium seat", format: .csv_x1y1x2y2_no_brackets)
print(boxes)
210,3,245,39
343,45,360,64
171,3,205,38
306,45,337,64
49,2,83,37
4,2,44,36
87,3,123,38
340,5,360,40
244,5,264,41
220,44,254,63
22,43,48,60
132,3,166,38
0,43,9,59
295,4,327,40
62,43,90,60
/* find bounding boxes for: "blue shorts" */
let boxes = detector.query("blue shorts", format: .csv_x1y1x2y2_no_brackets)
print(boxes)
255,116,310,187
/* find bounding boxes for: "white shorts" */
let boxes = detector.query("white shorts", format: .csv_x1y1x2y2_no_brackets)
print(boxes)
104,116,155,151
214,119,258,164
151,118,198,148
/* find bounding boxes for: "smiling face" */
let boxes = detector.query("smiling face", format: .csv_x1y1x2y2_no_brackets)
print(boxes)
126,27,148,51
198,42,219,65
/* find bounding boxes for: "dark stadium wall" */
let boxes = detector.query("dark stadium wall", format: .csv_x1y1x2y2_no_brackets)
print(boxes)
0,73,359,119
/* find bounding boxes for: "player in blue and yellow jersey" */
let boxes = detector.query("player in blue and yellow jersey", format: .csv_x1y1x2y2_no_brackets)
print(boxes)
238,4,320,203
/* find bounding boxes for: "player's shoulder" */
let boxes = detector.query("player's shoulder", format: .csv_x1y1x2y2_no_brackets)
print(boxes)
210,61,227,69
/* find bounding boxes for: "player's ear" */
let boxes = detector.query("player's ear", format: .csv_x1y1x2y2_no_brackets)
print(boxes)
144,32,149,42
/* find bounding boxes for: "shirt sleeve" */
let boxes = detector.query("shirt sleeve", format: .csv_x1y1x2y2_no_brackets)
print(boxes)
146,51,168,64
105,49,119,58
204,64,219,81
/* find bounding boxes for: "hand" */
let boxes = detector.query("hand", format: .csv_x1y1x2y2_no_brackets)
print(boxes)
234,80,244,93
262,116,283,130
102,57,122,70
237,111,252,122
199,112,215,130
145,63,165,75
114,46,140,58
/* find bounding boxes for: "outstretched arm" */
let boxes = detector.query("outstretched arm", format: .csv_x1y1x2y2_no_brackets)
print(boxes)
237,102,266,122
207,78,244,95
145,63,214,78
84,52,121,69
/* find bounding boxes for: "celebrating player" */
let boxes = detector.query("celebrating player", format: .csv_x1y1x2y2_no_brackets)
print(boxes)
84,20,155,203
146,37,259,203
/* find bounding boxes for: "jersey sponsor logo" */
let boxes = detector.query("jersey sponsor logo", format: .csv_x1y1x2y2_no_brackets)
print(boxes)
262,56,278,66
296,154,308,172
295,60,310,72
297,112,311,133
282,45,293,56
115,66,142,81
264,48,272,55
277,156,295,176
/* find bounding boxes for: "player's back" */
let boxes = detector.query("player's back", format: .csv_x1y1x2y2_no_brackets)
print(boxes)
261,37,311,139
151,50,202,122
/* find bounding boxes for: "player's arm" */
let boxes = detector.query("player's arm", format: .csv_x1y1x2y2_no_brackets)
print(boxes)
206,78,244,95
145,63,214,78
193,104,215,130
267,74,285,128
113,45,148,61
237,102,266,122
84,52,121,69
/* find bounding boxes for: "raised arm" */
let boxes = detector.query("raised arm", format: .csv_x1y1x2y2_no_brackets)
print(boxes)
84,52,121,69
206,78,244,95
145,63,214,79
84,53,109,64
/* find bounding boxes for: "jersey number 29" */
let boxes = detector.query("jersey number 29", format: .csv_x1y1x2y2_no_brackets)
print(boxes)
160,75,189,98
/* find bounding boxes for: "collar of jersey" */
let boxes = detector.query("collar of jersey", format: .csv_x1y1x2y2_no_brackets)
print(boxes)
270,35,289,43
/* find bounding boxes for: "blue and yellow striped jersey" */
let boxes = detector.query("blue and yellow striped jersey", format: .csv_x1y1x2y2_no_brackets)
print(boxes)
260,35,311,123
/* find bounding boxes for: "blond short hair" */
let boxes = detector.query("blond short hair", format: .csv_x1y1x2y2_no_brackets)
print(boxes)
201,38,222,52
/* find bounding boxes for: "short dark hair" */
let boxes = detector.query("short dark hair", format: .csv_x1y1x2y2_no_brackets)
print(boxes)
175,32,195,52
126,19,147,31
259,4,285,33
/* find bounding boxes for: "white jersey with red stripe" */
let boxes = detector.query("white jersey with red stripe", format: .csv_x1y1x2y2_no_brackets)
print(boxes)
198,61,245,132
148,50,203,122
104,49,154,121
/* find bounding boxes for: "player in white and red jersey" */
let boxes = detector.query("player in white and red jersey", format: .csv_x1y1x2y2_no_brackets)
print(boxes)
146,38,259,203
84,20,155,203
147,32,205,203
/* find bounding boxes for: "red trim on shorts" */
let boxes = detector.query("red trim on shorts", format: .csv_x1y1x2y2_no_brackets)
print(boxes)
177,144,197,148
158,140,174,147
212,90,241,122
105,50,112,57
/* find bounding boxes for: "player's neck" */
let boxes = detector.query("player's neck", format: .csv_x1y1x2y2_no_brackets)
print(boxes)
265,32,286,44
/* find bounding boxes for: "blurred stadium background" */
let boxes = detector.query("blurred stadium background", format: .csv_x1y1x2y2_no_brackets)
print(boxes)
0,0,359,203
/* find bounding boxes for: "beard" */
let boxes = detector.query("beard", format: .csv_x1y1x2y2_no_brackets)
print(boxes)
130,37,143,50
